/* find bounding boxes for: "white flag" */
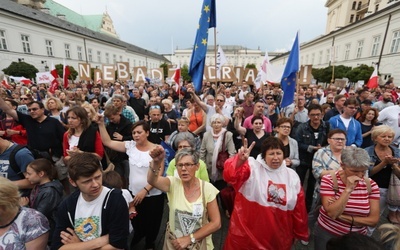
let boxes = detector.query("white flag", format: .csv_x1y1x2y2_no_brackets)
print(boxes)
216,45,227,79
254,51,270,89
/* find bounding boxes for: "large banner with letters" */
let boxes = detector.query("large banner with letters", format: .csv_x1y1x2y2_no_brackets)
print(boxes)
78,62,264,85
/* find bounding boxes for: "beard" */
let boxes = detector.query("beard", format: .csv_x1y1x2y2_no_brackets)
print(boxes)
383,98,392,102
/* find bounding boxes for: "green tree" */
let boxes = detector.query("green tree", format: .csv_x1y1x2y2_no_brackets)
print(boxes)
312,65,352,83
160,63,168,79
181,64,191,81
2,61,38,79
346,64,374,83
245,63,256,69
55,64,78,80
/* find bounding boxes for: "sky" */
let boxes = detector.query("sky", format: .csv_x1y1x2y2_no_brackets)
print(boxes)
54,0,328,55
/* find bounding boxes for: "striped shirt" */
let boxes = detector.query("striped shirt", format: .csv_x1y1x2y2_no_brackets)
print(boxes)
317,171,380,236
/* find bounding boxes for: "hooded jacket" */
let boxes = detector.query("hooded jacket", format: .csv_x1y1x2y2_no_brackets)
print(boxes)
30,180,63,222
329,114,363,147
51,188,129,250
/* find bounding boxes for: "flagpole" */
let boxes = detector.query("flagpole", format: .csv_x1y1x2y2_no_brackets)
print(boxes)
214,28,218,88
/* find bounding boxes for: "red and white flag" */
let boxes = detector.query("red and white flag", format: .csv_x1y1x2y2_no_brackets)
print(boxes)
49,63,59,93
1,76,11,89
171,64,181,92
367,65,379,89
63,60,70,89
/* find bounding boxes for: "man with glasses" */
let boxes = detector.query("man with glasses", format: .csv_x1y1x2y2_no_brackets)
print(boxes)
189,90,230,132
328,97,363,147
296,104,330,212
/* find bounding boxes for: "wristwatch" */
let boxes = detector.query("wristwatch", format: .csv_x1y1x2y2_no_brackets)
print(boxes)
190,233,196,244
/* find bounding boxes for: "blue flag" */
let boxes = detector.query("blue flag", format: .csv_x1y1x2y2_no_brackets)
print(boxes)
280,32,299,108
189,0,216,93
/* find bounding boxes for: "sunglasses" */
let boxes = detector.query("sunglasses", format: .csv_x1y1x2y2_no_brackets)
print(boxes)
21,98,28,100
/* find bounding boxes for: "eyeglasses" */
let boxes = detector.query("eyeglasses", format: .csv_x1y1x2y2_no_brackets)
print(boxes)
216,99,224,102
178,145,191,149
266,98,273,100
309,113,321,117
21,98,28,100
279,125,291,129
349,93,355,95
330,138,346,142
150,105,160,110
176,163,196,168
28,107,39,112
346,106,357,110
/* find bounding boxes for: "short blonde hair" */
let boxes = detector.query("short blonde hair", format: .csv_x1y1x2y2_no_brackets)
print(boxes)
178,116,190,125
81,103,97,120
0,177,20,209
161,99,172,107
371,125,395,141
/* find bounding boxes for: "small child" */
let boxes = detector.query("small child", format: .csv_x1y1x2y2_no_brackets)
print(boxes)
21,158,64,242
102,171,135,232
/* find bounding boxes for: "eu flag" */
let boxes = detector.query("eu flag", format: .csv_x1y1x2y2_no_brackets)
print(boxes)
280,32,299,108
189,0,216,93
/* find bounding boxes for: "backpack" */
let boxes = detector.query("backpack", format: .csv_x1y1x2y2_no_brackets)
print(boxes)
9,145,43,179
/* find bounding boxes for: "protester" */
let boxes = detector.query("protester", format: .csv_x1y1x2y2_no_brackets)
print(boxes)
365,125,400,222
51,153,129,249
200,113,236,187
275,117,300,169
358,107,379,148
148,147,220,249
223,137,308,249
168,117,201,151
186,99,207,136
314,147,380,250
97,119,165,250
0,99,27,145
0,177,49,249
234,110,270,158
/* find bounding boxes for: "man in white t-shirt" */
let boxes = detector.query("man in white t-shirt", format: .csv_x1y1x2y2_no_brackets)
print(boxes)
51,153,129,249
378,103,400,147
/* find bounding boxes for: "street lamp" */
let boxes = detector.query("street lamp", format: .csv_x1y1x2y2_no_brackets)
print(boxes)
18,58,24,62
41,60,49,71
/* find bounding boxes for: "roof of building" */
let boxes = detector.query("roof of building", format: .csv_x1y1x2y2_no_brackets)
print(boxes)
1,0,168,62
271,0,400,62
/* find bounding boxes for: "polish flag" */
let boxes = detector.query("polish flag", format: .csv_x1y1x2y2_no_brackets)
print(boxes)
49,63,59,93
367,65,379,89
63,60,70,89
1,77,11,89
171,64,181,92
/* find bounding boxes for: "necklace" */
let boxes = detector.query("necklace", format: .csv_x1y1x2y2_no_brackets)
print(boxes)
184,182,200,199
0,207,21,229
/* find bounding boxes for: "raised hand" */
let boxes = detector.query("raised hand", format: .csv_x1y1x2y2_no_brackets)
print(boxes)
238,138,256,162
149,145,165,164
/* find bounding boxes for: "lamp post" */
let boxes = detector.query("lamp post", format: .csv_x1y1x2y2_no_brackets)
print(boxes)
41,61,49,71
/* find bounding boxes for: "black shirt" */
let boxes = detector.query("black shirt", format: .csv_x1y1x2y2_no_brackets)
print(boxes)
17,112,65,157
148,119,171,144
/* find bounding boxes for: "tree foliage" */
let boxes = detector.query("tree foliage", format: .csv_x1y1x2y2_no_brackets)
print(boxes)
160,63,168,79
2,62,38,79
55,64,78,80
312,64,372,83
245,63,256,69
181,64,191,81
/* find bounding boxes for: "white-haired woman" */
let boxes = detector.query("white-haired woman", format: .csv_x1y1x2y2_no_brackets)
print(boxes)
200,113,236,188
314,147,380,250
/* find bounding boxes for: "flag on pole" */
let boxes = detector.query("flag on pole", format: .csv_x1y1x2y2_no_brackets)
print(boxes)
1,76,11,89
366,64,379,89
171,63,181,92
63,59,70,89
281,32,300,108
216,45,227,79
189,0,216,93
49,63,59,94
254,51,271,89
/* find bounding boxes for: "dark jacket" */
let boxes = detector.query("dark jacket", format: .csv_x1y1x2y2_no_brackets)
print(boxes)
51,188,129,250
128,97,146,120
296,120,330,167
30,180,63,221
106,115,132,162
323,107,340,121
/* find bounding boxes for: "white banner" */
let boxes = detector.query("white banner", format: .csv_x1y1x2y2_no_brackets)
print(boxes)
36,72,52,84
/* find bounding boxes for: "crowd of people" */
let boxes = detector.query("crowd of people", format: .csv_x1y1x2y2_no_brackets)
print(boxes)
0,77,400,250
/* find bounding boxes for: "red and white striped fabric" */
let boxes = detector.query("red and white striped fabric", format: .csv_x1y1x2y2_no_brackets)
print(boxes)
318,171,380,236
